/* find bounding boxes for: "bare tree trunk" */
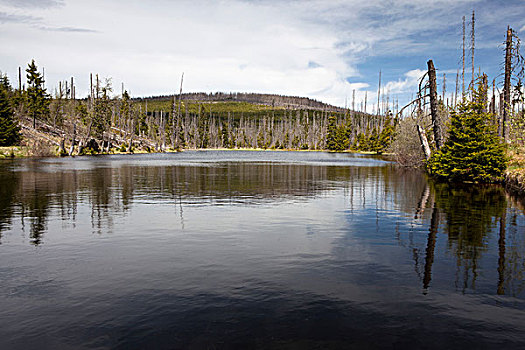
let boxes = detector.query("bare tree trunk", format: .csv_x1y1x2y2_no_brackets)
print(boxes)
69,123,76,156
417,124,431,160
377,70,381,115
503,26,513,142
128,119,134,153
454,70,459,107
428,60,443,149
352,89,355,112
442,73,446,103
482,74,488,113
462,15,466,96
364,91,367,114
491,79,496,115
59,136,66,156
471,10,475,92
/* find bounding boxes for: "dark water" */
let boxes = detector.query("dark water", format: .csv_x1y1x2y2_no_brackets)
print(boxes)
0,150,524,349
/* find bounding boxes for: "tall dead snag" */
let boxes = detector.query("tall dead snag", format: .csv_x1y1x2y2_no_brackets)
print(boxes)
471,10,475,91
503,26,513,141
462,16,466,96
427,60,443,149
377,70,381,115
482,74,488,113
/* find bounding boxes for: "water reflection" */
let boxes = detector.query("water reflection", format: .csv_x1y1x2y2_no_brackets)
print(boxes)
0,154,523,297
0,152,525,348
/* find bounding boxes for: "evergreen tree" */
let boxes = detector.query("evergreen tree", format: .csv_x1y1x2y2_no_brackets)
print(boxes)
377,113,395,154
356,132,367,151
427,82,507,183
221,120,230,148
26,60,50,128
0,74,21,146
93,81,112,139
325,115,339,150
367,127,380,152
325,115,350,151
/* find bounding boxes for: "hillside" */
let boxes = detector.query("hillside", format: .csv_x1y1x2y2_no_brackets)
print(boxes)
136,92,347,113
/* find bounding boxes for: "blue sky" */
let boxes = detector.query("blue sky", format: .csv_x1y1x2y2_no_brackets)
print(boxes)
1,0,524,109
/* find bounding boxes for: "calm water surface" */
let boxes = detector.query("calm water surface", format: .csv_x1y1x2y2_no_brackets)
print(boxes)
0,150,524,349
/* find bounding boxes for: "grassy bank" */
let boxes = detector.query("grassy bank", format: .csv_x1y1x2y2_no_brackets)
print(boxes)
505,146,525,194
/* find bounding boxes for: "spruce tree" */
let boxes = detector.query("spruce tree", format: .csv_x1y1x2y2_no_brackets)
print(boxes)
325,115,338,150
377,113,395,154
427,81,507,183
0,74,21,146
325,115,350,151
26,60,50,128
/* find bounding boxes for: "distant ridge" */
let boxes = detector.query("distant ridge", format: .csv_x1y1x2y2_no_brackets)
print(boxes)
138,92,346,113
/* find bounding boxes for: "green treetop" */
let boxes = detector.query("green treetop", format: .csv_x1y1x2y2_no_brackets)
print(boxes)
26,60,50,128
325,115,351,151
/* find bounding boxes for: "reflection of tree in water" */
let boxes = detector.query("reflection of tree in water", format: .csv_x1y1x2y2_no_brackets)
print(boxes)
433,183,507,292
499,198,525,297
0,165,18,243
393,178,525,297
2,158,524,295
90,168,115,234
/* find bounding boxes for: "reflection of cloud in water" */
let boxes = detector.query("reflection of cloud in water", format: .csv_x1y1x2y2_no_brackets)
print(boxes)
0,152,525,348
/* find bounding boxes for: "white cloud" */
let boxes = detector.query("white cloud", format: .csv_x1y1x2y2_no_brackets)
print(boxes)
0,0,522,108
384,69,426,94
0,0,364,106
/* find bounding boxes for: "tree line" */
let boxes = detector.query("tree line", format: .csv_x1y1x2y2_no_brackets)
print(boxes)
0,61,395,155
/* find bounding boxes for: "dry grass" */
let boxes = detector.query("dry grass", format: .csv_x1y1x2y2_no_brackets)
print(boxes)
505,145,525,194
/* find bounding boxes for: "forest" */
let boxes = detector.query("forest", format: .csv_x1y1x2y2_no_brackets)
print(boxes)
0,65,395,157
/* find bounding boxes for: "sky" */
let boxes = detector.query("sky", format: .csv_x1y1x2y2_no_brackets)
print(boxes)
1,0,525,110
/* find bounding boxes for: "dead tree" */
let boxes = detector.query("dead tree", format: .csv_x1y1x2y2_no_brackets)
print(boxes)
364,91,368,113
503,26,513,141
442,73,446,103
69,123,76,156
377,70,381,115
471,10,475,91
454,70,459,107
417,124,432,160
427,60,443,149
482,74,488,113
462,15,466,96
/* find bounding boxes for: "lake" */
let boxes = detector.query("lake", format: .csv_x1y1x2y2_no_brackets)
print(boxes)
0,150,524,349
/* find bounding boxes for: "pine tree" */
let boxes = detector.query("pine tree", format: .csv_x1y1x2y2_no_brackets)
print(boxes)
377,113,395,154
0,74,21,146
93,81,112,139
325,115,350,151
26,60,50,128
325,115,339,150
427,81,507,183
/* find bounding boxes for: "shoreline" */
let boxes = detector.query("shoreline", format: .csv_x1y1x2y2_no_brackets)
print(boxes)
0,145,383,159
2,144,523,197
